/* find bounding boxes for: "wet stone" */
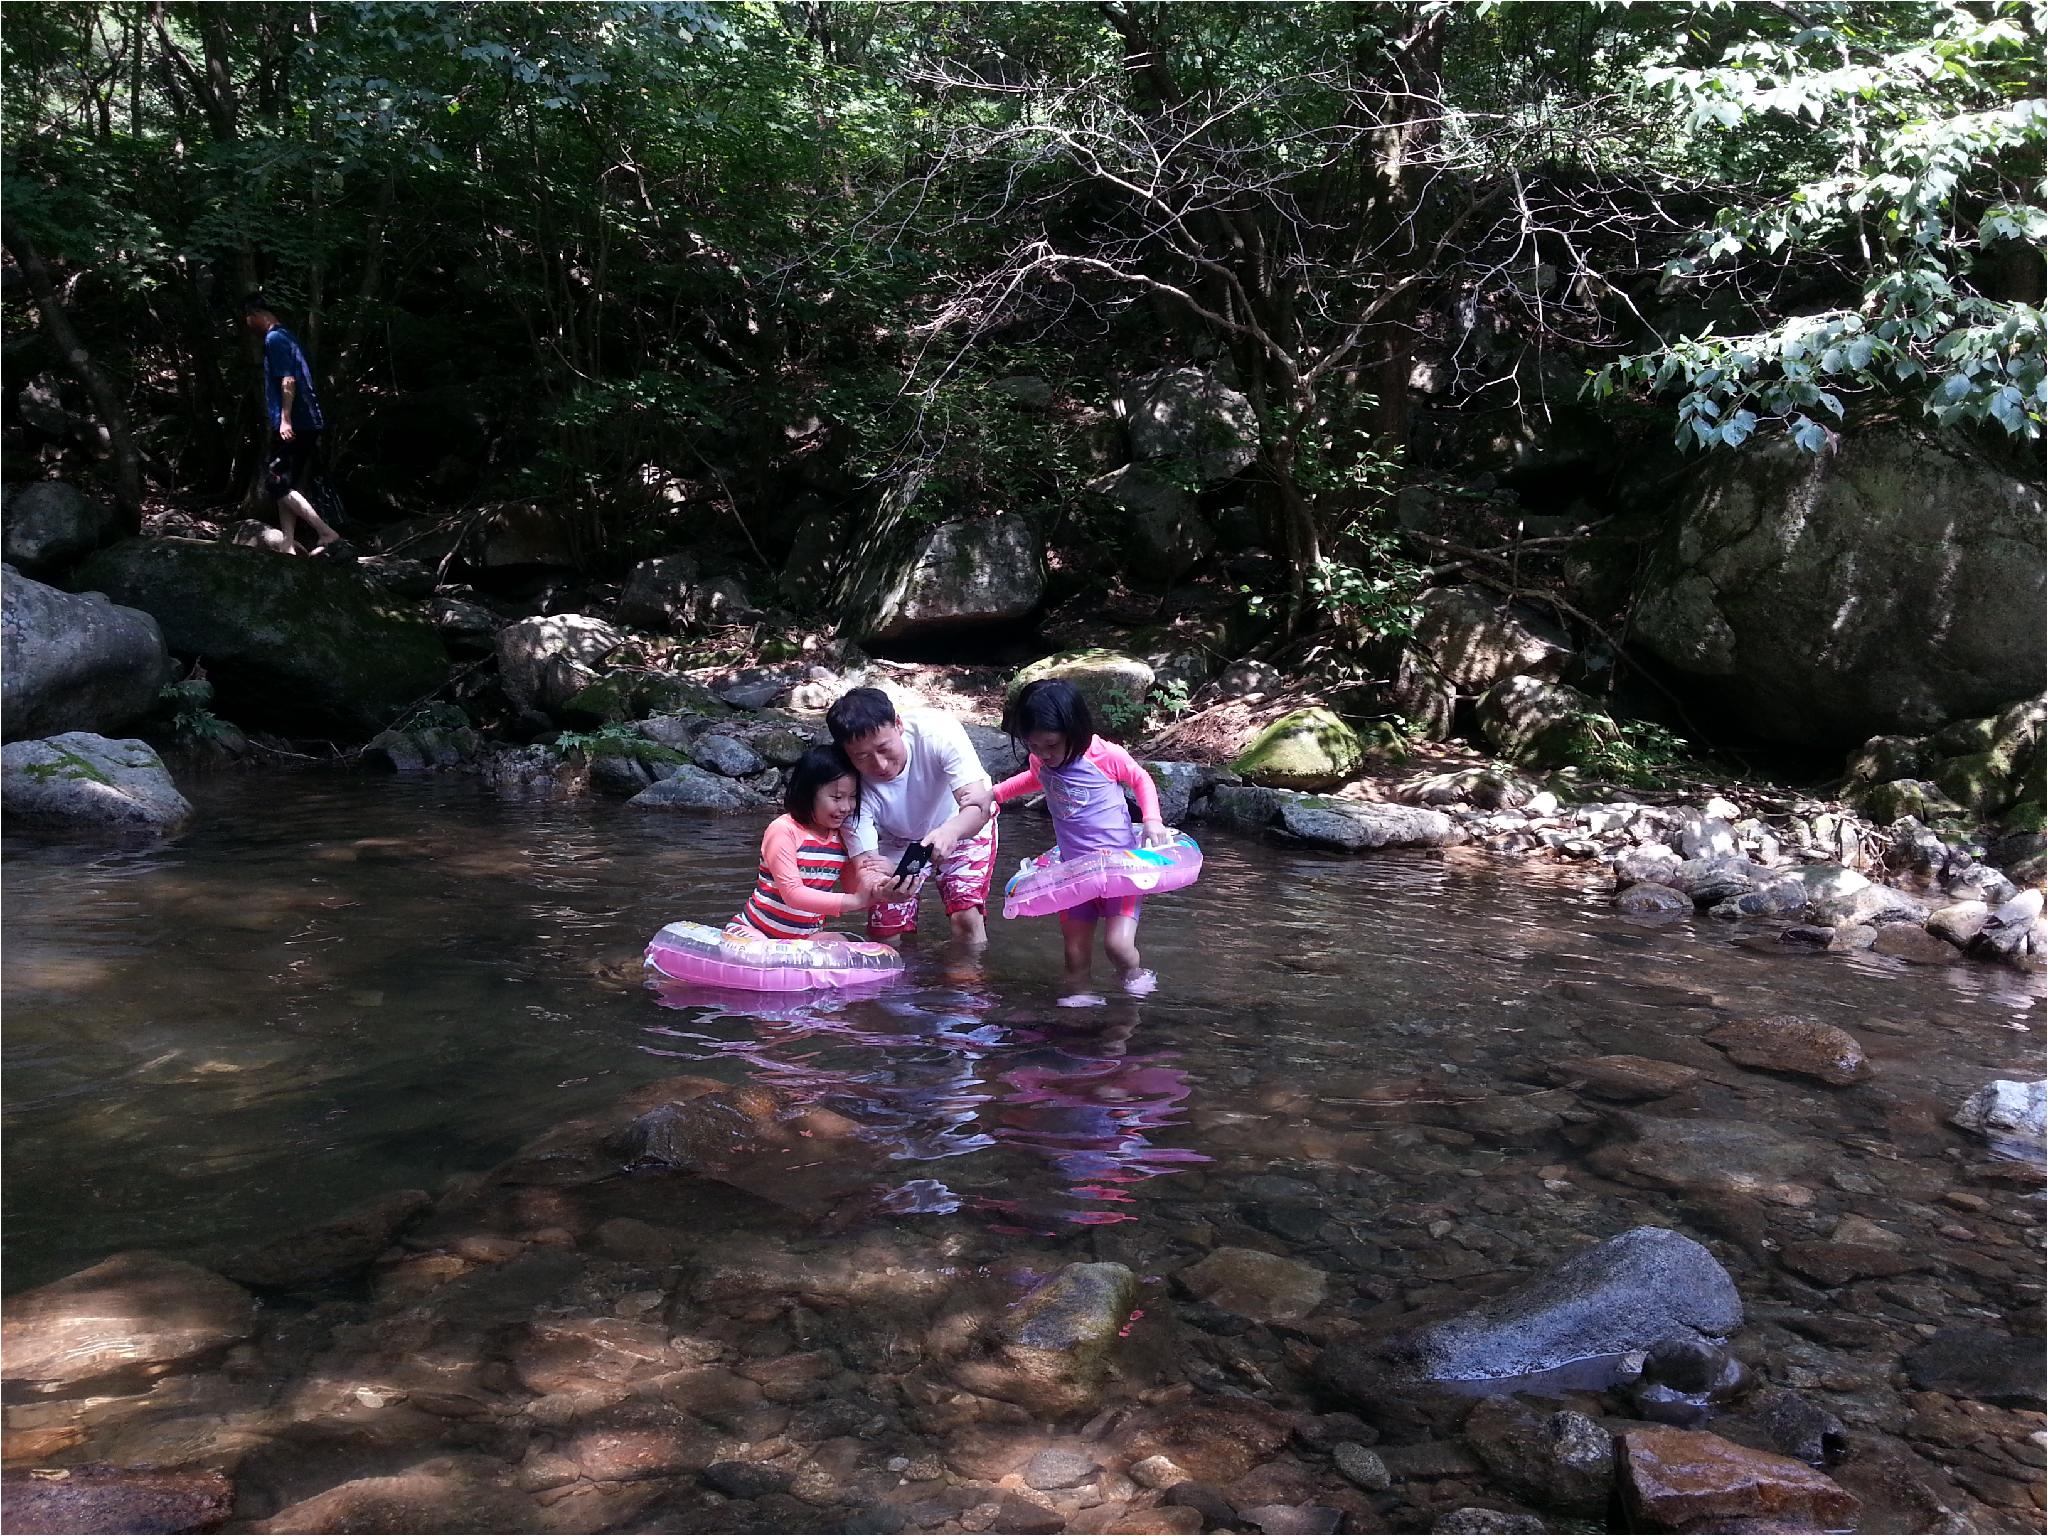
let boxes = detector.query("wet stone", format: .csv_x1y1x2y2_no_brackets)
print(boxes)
1,1465,235,1535
1546,1055,1702,1101
1701,1015,1869,1086
1903,1329,2048,1408
703,1459,797,1499
1332,1442,1391,1491
1,1251,258,1391
1024,1447,1098,1490
1619,1427,1859,1532
1164,1479,1238,1527
1107,1508,1205,1535
1778,1240,1925,1288
1462,1397,1613,1517
1116,1400,1294,1484
1241,1503,1344,1535
1431,1512,1546,1534
1748,1387,1848,1466
1129,1454,1192,1490
222,1190,431,1291
1178,1246,1329,1323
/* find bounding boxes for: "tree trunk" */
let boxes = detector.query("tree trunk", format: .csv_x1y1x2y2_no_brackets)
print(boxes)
3,228,146,528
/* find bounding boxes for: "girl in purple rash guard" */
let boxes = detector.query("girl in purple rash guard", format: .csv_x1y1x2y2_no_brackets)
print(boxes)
995,679,1173,1002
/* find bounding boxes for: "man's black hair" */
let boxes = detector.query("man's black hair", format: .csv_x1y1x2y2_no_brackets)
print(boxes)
784,743,860,824
1001,678,1093,768
825,686,901,746
240,292,275,317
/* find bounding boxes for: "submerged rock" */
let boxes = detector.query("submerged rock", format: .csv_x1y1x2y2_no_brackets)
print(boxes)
1546,1055,1700,1101
1177,1247,1327,1323
1463,1397,1613,1517
1902,1328,2048,1408
221,1189,431,1291
1618,1426,1859,1531
1320,1227,1740,1398
952,1261,1137,1417
1588,1112,1820,1207
1702,1015,1869,1086
1,1251,256,1391
1614,883,1689,917
1,1465,234,1535
2,732,192,834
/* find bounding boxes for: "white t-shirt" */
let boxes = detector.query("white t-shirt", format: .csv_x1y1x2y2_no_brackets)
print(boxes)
845,709,991,862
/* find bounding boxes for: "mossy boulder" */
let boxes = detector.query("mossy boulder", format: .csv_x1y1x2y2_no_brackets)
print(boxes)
73,538,447,739
559,672,729,726
1854,778,1964,826
1842,734,1930,787
1936,750,2019,819
1477,676,1610,770
2,731,192,834
1008,649,1156,730
1231,708,1367,790
1929,715,1999,758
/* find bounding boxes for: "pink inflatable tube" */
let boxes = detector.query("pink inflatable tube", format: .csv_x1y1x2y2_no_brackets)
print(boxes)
644,921,903,993
1002,834,1204,920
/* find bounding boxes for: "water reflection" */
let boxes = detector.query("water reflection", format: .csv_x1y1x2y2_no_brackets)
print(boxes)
646,977,1208,1232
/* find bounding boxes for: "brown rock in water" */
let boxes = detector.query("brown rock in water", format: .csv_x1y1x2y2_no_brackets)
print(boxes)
1620,1427,1859,1531
1546,1055,1703,1101
510,1316,674,1395
1114,1400,1294,1484
1107,1507,1206,1535
2,1464,234,1535
1870,923,1961,964
1778,1241,1926,1288
950,1261,1137,1416
221,1190,430,1290
1178,1247,1329,1323
1702,1015,1870,1086
1,1252,256,1390
251,1461,532,1533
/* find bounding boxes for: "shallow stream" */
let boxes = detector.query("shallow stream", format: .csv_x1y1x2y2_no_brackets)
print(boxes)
4,773,2043,1529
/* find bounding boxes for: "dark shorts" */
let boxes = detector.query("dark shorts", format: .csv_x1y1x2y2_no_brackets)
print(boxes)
265,430,321,503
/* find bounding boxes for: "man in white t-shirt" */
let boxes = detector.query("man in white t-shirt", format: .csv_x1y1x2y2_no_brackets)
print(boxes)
827,687,998,944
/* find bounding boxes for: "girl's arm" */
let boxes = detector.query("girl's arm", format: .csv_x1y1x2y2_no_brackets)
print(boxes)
762,821,865,916
992,759,1043,804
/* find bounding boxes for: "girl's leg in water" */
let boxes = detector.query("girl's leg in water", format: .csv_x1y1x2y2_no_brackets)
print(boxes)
1104,911,1154,994
1059,913,1099,1003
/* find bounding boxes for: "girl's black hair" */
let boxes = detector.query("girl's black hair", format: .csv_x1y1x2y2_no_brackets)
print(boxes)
785,743,860,824
1002,678,1093,768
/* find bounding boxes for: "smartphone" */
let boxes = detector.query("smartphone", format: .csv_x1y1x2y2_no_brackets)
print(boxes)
893,842,933,881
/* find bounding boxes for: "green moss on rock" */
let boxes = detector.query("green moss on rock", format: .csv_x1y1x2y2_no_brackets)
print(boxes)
1231,708,1366,790
1008,649,1155,725
560,673,729,725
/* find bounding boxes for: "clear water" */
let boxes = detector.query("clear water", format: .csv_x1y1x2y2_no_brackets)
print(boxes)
4,773,2042,1295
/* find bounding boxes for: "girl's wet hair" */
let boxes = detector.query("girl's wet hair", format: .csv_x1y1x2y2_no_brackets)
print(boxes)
785,744,861,823
1002,678,1093,768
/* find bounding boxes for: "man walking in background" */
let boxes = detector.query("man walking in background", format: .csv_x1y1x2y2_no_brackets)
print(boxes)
241,294,342,555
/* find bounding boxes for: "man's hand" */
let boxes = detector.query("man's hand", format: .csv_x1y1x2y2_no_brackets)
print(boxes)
278,419,295,442
924,825,960,860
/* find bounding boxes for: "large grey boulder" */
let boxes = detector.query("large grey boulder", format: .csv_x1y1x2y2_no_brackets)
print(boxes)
1009,649,1155,724
1634,425,2045,743
1477,675,1602,768
1085,465,1215,587
496,614,625,716
2,568,171,742
1278,798,1457,851
72,538,448,738
1121,367,1258,483
3,481,122,575
2,732,192,834
841,514,1044,646
1412,585,1570,692
1318,1227,1740,1399
628,765,758,812
614,555,701,632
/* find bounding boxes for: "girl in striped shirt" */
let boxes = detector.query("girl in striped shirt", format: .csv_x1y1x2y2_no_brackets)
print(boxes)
731,746,874,942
